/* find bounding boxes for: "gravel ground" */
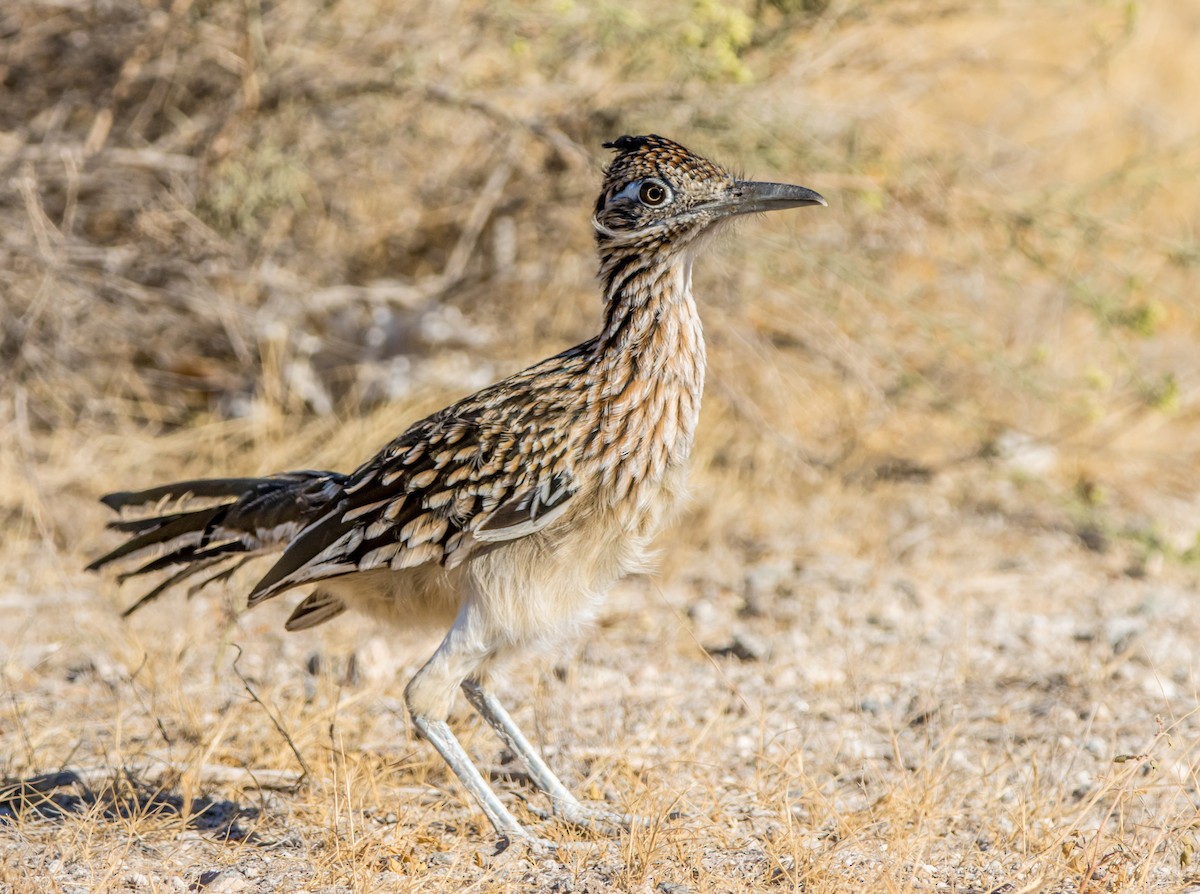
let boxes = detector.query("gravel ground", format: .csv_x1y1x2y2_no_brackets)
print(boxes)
4,466,1199,893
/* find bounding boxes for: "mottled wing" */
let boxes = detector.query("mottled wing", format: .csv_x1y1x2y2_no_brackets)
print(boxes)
247,392,582,606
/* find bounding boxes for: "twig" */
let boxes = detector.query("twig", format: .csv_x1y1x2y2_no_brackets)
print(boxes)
230,644,313,784
15,144,198,174
71,763,303,792
442,152,515,285
253,73,589,165
421,83,589,165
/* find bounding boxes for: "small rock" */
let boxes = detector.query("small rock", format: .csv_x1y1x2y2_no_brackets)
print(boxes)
705,631,768,661
1104,617,1144,653
657,882,693,894
197,869,250,893
994,430,1058,477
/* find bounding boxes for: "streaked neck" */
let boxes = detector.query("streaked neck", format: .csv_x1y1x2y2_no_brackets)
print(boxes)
585,242,707,502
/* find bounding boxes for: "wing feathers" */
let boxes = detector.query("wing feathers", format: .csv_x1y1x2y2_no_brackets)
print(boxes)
285,590,348,631
94,347,594,619
474,471,577,542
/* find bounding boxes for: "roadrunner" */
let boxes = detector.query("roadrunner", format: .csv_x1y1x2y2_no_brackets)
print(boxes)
90,135,825,844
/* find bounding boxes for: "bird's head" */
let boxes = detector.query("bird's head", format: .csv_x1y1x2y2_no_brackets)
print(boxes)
593,134,825,254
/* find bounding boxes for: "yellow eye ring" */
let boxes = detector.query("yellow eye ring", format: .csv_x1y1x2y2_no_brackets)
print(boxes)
638,181,668,206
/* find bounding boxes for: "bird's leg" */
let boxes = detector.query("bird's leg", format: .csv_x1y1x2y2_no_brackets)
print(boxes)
406,605,541,846
408,711,535,845
461,679,635,833
460,680,579,809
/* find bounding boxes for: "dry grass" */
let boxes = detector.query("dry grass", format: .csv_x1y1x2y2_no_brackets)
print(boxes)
3,0,1200,891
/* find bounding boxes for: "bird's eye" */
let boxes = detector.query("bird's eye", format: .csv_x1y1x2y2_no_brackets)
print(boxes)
638,181,669,206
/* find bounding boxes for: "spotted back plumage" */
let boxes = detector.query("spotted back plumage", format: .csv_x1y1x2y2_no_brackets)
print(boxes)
248,344,597,611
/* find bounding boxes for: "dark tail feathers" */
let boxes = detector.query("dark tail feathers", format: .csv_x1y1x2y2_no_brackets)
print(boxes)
89,471,346,616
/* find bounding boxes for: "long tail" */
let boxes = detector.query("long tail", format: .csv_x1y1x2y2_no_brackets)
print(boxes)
89,471,346,617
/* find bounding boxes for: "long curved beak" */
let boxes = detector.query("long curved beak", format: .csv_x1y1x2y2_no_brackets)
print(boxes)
716,180,826,217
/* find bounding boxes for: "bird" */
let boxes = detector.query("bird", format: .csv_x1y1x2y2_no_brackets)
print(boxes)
89,134,825,845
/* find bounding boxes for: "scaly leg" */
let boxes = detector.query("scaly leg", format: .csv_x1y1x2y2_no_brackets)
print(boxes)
461,679,634,833
409,711,535,845
406,603,544,846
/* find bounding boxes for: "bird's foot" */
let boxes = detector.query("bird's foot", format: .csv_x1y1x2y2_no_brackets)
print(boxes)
492,829,605,858
526,799,657,836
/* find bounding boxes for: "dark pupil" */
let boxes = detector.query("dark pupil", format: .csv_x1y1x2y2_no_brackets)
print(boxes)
641,183,665,204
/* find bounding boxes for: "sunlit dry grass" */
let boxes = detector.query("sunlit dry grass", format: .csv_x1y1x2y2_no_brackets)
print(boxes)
3,0,1200,891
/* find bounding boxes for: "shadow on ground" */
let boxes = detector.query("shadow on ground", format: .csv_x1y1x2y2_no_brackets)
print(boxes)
0,770,264,844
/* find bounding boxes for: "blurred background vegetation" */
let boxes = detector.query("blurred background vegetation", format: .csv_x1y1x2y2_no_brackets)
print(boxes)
2,0,1198,577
